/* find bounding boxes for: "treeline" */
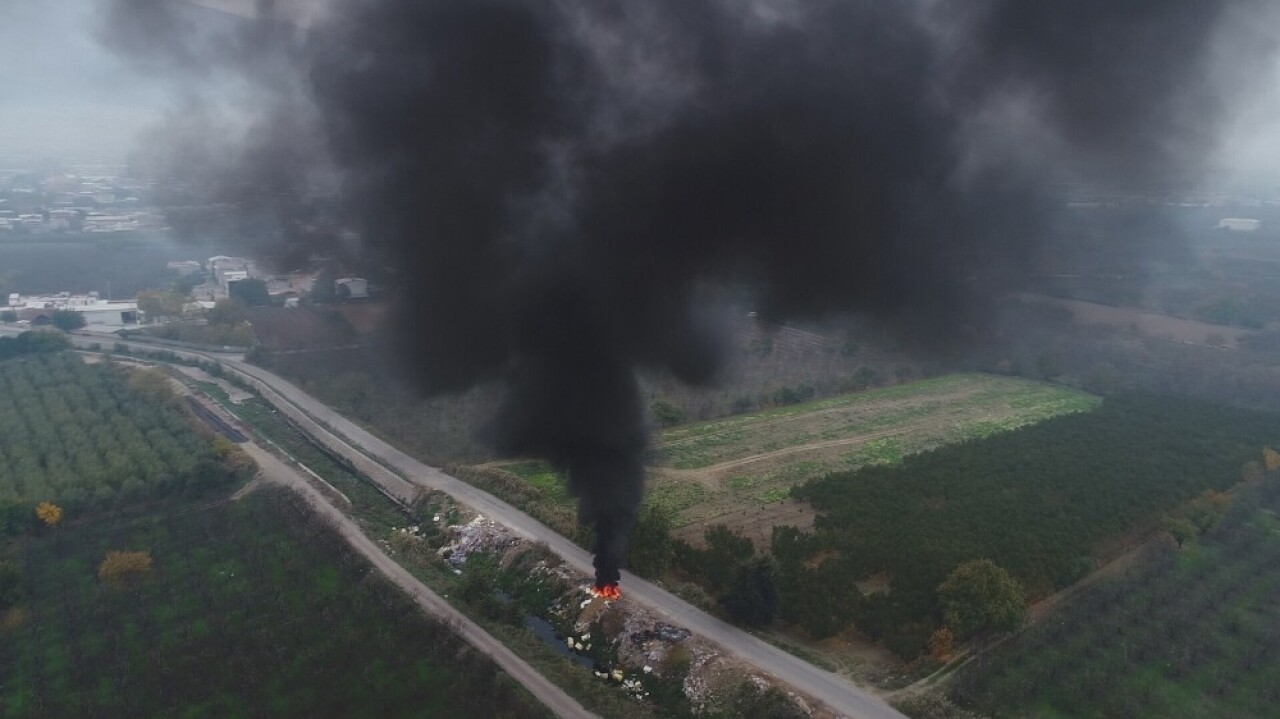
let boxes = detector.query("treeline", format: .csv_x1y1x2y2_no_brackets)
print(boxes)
0,352,248,521
0,330,67,360
762,394,1279,658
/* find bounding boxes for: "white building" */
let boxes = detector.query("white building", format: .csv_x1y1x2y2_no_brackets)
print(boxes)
1217,218,1261,232
7,293,138,328
83,213,138,232
167,260,203,276
335,277,369,299
208,256,257,290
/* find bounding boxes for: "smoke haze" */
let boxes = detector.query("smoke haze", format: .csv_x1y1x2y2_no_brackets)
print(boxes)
102,0,1275,585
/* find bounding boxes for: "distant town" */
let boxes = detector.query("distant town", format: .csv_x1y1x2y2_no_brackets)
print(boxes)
1,165,369,335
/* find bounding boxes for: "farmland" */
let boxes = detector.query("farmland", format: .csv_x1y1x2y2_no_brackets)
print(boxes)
0,342,549,718
649,373,1098,541
948,476,1280,718
466,374,1097,554
783,394,1280,657
0,486,548,719
0,349,246,515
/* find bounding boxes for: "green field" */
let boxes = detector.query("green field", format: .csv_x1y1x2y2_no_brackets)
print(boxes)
476,374,1099,540
949,477,1280,718
654,373,1098,471
649,374,1100,533
0,487,547,719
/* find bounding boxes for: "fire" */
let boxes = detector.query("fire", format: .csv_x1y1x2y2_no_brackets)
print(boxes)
591,582,622,601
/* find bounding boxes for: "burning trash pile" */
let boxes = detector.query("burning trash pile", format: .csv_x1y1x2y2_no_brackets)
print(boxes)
591,582,622,601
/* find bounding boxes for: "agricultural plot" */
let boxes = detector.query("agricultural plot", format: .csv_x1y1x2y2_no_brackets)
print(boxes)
949,478,1280,718
0,487,548,719
479,375,1096,549
0,352,244,514
786,394,1280,656
650,373,1098,541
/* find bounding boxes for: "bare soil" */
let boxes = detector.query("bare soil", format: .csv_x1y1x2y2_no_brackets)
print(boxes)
1021,292,1256,347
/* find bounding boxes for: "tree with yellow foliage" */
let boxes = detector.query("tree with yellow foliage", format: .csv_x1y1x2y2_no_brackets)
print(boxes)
34,501,62,527
98,551,153,583
1263,447,1280,473
928,626,956,660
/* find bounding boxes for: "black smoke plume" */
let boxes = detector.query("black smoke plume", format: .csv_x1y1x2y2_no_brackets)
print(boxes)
103,0,1271,587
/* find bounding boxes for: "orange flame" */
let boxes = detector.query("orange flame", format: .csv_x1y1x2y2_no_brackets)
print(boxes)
591,583,621,601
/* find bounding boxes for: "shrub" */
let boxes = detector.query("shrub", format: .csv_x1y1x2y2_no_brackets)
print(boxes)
35,502,63,527
98,551,154,583
650,399,684,427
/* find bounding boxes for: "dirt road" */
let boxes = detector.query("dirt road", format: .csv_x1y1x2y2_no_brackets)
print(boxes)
239,442,596,719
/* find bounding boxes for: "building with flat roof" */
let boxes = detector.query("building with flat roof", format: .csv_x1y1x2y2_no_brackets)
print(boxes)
1217,218,1261,232
7,292,138,327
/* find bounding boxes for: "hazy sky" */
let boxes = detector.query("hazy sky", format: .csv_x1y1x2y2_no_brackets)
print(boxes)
0,0,162,166
2,0,1278,190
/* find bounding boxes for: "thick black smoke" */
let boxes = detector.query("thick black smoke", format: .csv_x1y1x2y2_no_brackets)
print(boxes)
104,0,1269,586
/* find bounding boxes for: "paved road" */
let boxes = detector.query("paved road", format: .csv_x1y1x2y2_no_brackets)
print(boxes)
42,330,903,718
222,360,903,719
240,442,596,719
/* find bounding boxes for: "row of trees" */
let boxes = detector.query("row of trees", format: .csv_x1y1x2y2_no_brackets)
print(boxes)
0,352,247,515
950,477,1280,718
0,329,68,360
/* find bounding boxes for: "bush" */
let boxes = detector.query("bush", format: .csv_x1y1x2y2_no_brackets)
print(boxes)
650,399,684,427
98,551,153,583
35,502,63,527
51,310,86,332
893,694,988,719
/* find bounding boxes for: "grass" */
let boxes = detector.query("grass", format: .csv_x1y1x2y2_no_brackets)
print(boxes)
200,386,407,531
487,374,1099,535
654,373,1098,471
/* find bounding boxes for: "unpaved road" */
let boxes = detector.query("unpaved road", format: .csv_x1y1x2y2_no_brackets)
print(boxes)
47,331,903,719
239,442,595,719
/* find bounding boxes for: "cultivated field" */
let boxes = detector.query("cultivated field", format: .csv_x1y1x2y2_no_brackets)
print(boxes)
0,487,547,719
787,394,1280,657
0,347,549,718
650,373,1098,544
0,351,246,512
950,477,1280,718
1021,293,1258,347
